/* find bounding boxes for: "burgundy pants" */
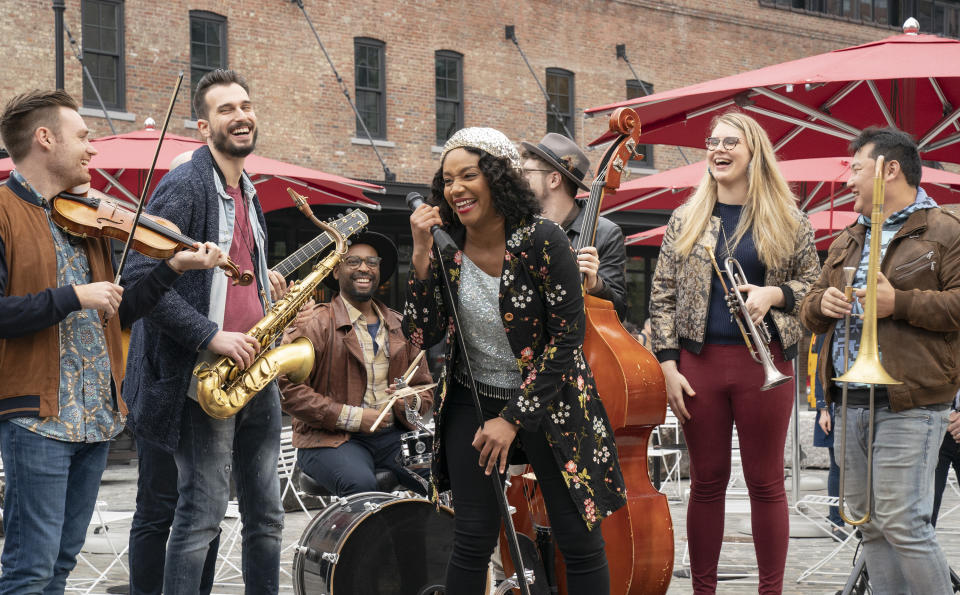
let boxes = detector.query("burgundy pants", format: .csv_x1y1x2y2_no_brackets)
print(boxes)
679,343,793,595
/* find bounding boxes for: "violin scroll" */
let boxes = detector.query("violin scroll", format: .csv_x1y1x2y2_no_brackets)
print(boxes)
221,265,255,287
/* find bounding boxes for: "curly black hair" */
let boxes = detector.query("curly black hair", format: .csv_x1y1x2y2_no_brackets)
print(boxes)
429,147,541,230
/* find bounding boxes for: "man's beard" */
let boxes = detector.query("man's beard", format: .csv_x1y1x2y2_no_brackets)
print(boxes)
341,273,378,302
211,126,258,158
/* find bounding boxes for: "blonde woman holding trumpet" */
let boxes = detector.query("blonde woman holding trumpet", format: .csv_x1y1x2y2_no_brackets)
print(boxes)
649,112,819,594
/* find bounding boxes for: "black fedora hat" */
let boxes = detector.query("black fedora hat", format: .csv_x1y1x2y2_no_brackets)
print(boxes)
322,230,398,291
520,133,591,192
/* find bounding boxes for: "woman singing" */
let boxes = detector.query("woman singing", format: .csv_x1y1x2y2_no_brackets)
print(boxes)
404,127,625,595
649,112,820,594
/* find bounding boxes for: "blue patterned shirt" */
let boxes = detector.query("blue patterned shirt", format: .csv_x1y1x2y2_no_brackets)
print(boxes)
831,187,938,388
8,171,122,443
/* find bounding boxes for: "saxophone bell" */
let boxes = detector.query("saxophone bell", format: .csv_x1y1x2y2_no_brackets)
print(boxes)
194,218,353,419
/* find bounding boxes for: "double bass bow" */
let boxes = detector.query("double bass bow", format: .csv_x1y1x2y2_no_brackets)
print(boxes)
501,108,673,594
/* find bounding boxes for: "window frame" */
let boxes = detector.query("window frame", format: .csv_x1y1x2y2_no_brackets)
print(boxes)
81,0,125,111
545,67,575,139
434,50,464,146
189,10,228,120
354,37,387,140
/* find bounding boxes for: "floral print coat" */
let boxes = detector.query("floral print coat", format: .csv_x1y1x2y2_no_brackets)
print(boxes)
403,217,627,529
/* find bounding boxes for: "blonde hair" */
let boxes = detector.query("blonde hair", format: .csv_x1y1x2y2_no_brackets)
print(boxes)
673,112,800,268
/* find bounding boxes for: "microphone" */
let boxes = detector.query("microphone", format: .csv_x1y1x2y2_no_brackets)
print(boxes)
406,192,458,257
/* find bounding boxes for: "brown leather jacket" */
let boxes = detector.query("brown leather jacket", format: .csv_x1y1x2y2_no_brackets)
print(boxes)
278,296,434,448
800,206,960,412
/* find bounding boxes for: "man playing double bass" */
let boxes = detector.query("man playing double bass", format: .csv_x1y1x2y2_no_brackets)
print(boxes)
520,133,628,320
801,127,960,594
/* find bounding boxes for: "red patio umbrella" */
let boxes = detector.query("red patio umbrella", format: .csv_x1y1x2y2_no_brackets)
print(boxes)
626,210,859,251
603,157,960,215
0,128,383,212
587,22,960,164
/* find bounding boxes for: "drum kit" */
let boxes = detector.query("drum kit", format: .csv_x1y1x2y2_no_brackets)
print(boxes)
291,372,450,595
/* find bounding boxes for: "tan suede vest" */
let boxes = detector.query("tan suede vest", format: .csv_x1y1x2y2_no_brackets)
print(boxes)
0,185,126,417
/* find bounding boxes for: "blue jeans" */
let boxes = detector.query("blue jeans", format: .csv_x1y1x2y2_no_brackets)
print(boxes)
128,438,220,595
163,387,283,595
0,421,109,594
297,428,428,497
842,404,951,594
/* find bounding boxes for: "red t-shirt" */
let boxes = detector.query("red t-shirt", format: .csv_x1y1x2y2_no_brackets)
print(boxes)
222,185,263,333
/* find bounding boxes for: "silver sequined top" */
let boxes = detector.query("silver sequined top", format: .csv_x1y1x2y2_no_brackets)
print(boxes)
457,254,522,389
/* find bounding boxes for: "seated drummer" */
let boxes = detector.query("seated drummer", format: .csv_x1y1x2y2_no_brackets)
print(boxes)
278,231,433,496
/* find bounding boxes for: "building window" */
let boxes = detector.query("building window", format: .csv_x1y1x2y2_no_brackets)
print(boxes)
82,0,124,110
546,68,575,139
435,50,463,146
355,38,386,139
760,0,959,36
190,11,227,120
626,79,655,168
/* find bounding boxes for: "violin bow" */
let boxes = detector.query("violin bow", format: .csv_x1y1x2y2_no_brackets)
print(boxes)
113,72,184,285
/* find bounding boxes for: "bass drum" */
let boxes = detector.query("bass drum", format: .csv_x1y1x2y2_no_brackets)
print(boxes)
293,492,454,595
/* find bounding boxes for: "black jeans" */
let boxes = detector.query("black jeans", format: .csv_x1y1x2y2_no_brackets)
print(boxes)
128,439,220,595
933,429,960,527
441,380,609,595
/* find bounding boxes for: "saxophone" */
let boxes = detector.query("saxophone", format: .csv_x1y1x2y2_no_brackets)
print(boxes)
194,219,348,419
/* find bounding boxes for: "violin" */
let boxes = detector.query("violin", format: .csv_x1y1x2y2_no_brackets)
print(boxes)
501,108,673,594
51,190,253,286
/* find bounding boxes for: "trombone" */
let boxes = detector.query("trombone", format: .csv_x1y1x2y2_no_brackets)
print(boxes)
706,246,791,391
834,155,902,526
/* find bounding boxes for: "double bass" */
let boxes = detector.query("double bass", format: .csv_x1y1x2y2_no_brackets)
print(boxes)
500,108,673,594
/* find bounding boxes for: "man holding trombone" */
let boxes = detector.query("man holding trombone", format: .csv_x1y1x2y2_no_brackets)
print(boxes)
801,127,960,594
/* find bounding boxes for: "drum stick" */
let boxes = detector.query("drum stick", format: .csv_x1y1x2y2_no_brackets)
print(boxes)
399,350,426,386
369,380,437,432
370,395,400,432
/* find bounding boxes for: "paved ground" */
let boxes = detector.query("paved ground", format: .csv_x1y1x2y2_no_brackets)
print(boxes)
25,457,960,594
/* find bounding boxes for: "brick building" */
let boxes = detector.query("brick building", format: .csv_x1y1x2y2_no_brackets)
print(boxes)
3,0,956,320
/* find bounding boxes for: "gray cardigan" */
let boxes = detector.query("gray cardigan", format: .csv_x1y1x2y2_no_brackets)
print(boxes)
122,145,270,452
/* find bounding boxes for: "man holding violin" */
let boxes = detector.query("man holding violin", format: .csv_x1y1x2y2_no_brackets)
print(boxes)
801,127,960,594
122,69,287,594
0,89,224,593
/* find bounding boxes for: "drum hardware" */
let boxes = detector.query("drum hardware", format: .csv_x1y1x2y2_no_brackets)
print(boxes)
363,501,382,512
494,569,536,595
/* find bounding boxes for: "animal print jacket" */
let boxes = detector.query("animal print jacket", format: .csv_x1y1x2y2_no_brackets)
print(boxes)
649,205,820,363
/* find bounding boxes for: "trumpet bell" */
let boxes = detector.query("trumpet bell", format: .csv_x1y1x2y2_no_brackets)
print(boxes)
761,367,791,391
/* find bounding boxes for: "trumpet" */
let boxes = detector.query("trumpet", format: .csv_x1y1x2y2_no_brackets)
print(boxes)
834,155,902,526
706,246,791,391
